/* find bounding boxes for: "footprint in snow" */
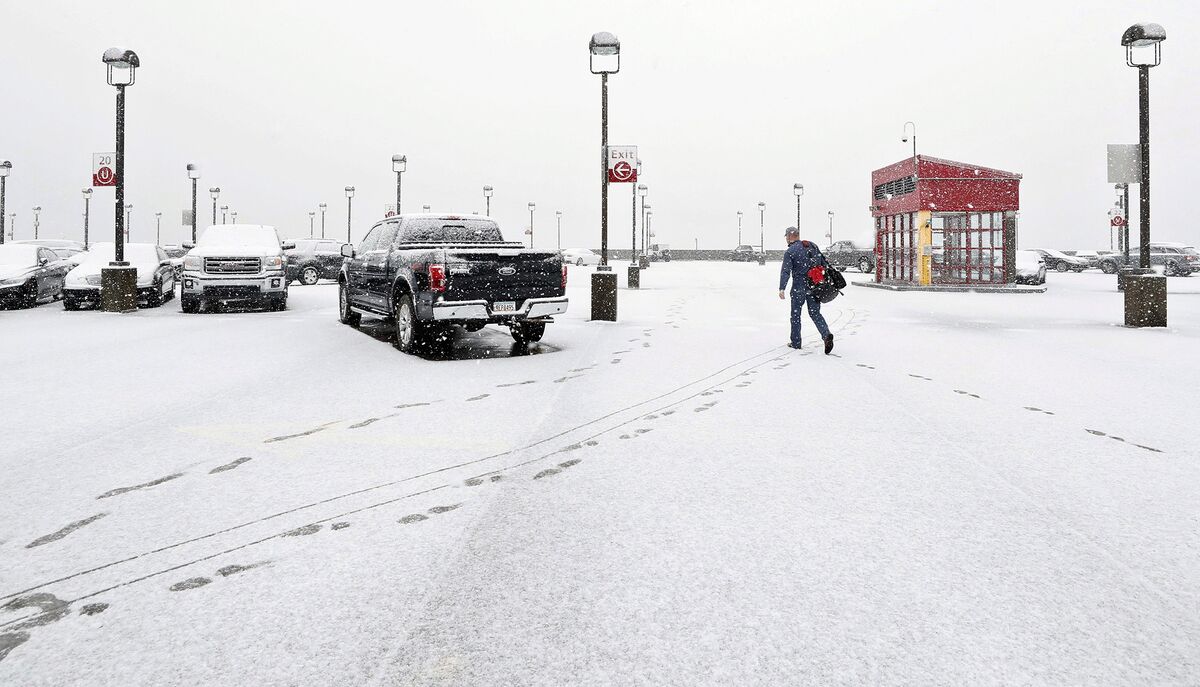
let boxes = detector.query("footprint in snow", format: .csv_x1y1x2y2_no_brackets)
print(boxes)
496,380,537,388
428,504,461,514
465,394,490,402
855,364,876,370
398,514,429,524
533,468,561,480
282,524,322,537
908,374,932,381
953,390,981,399
331,522,351,530
209,457,252,474
558,458,582,468
169,577,212,592
1023,406,1054,415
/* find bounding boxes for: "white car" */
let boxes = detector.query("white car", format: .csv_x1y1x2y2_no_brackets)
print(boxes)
561,248,600,266
1013,250,1047,285
62,243,177,310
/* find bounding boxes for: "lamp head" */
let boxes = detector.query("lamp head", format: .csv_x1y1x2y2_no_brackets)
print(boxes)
102,47,139,86
82,188,92,198
793,183,804,197
757,202,765,210
556,210,562,217
483,185,493,197
345,186,355,198
319,203,327,210
589,32,620,74
1123,23,1166,66
187,163,200,180
392,154,407,173
0,160,10,178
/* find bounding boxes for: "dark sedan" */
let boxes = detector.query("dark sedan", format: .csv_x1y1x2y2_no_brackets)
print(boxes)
0,243,69,308
286,238,347,285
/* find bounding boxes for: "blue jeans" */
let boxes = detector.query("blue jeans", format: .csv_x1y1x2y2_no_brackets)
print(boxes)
790,289,830,346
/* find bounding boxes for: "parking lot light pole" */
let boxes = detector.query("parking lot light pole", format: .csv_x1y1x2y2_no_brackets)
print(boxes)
0,161,9,245
220,205,228,224
155,212,162,244
483,185,493,216
33,206,41,240
757,201,766,265
82,188,92,249
827,210,835,245
392,154,406,214
590,30,620,321
1120,22,1167,327
527,202,536,249
101,47,140,312
230,210,237,224
187,163,199,243
556,210,562,251
793,183,804,234
209,187,220,227
308,211,315,237
344,186,355,243
902,121,917,161
737,210,742,246
639,201,651,269
125,204,132,240
318,202,327,238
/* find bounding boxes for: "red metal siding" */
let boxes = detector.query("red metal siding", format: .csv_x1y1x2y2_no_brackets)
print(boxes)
872,155,1021,216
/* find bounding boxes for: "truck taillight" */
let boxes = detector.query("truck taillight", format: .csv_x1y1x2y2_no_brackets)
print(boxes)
429,264,447,292
562,264,568,289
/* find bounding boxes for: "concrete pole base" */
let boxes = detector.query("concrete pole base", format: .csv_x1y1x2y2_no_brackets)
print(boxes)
627,264,640,289
639,256,649,269
1117,266,1153,292
1123,273,1167,327
101,264,139,313
591,270,618,321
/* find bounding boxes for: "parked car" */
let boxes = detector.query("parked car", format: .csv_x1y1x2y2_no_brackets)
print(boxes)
728,244,758,262
1062,250,1101,268
286,238,346,285
338,214,568,352
647,243,672,262
162,245,189,278
0,243,70,307
180,224,294,313
1029,248,1089,272
1012,250,1047,285
62,242,176,310
825,240,876,273
15,239,85,260
1096,243,1198,276
561,248,600,266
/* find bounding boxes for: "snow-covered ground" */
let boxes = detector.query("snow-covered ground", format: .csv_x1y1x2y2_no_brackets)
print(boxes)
2,263,1199,685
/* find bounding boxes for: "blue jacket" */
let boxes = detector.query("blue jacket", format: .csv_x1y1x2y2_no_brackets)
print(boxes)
779,240,828,292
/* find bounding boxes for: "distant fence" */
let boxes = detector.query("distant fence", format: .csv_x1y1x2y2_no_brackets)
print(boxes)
602,249,786,262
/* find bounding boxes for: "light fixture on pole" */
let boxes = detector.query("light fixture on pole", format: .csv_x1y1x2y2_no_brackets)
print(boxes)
392,154,406,214
33,206,41,240
793,183,805,236
7,213,13,242
344,186,355,243
527,202,536,249
308,211,315,238
0,161,9,245
757,201,766,265
81,188,92,249
101,47,140,312
483,185,493,216
220,205,229,224
422,204,430,212
590,30,620,321
556,210,563,252
209,187,220,226
827,210,835,244
319,202,327,238
125,204,132,240
737,209,743,246
1120,21,1168,327
187,163,200,244
230,210,237,224
155,211,162,244
902,121,917,160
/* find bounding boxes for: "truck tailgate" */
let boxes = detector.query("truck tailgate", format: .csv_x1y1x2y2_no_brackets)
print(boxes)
440,248,563,304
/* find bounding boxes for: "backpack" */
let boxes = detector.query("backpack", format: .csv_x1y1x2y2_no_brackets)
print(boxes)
801,242,845,303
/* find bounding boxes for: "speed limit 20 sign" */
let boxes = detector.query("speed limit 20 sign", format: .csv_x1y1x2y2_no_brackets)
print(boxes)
92,153,116,187
607,145,638,183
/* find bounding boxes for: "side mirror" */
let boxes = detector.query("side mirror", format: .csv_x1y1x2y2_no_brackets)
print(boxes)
340,244,355,258
39,258,50,266
182,242,195,249
281,241,296,250
160,259,171,266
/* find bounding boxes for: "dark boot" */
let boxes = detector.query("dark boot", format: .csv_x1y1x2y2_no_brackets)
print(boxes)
823,334,834,355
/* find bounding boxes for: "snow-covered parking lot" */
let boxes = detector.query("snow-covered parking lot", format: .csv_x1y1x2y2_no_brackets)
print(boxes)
2,263,1199,685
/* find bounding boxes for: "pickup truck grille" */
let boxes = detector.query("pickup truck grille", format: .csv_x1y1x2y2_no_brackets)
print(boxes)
204,257,261,274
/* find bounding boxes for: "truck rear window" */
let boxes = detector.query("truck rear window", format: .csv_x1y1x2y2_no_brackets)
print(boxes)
400,219,504,243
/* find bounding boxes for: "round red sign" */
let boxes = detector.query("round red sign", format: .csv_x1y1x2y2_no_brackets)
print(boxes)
1111,216,1126,227
96,166,114,184
612,160,633,182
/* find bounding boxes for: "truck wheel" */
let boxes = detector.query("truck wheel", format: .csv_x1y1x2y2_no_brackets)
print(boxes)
392,293,423,352
1164,261,1179,277
338,281,360,327
300,266,320,285
181,295,201,313
1056,262,1069,273
1100,261,1117,274
858,258,872,273
511,321,546,344
269,294,287,311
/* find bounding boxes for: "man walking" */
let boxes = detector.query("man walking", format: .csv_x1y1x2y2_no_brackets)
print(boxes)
778,226,833,354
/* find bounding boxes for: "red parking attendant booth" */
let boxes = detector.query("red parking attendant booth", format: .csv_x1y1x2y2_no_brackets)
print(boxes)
871,155,1021,286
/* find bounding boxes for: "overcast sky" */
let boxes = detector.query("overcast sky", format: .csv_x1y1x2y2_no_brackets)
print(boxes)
3,0,1197,251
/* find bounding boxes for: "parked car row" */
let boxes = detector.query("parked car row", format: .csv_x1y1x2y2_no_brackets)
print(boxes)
0,241,176,309
1094,243,1198,276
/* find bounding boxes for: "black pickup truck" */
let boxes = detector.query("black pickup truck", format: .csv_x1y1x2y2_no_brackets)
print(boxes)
337,214,568,352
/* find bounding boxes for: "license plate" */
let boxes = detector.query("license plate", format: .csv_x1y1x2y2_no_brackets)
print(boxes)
492,301,516,313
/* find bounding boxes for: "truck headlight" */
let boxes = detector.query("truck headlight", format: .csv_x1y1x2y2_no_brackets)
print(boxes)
263,256,283,270
183,256,202,271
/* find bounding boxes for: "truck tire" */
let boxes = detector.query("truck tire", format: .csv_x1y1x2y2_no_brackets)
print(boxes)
392,293,423,352
858,258,872,273
338,281,360,327
300,266,320,285
511,321,546,345
181,295,201,313
1100,261,1117,274
1056,261,1069,273
269,294,287,311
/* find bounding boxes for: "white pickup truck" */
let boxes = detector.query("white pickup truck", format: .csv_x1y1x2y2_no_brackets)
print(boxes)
180,224,294,313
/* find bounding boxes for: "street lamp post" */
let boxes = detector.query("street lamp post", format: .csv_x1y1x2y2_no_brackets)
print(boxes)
125,204,132,240
590,30,620,321
187,163,199,244
902,121,917,160
556,210,563,252
827,210,835,245
344,186,355,243
392,154,406,214
737,210,742,246
220,205,228,224
793,183,804,235
101,47,140,312
33,206,41,240
7,214,13,241
319,203,327,238
1120,22,1168,327
528,202,536,249
483,185,493,216
0,161,9,245
209,187,220,227
155,211,162,244
640,201,651,269
308,211,315,238
757,201,766,265
81,188,92,249
422,204,430,212
636,183,648,267
230,210,237,224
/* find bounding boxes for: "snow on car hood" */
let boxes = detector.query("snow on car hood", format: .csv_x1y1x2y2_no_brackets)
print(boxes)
187,245,280,258
0,265,34,281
